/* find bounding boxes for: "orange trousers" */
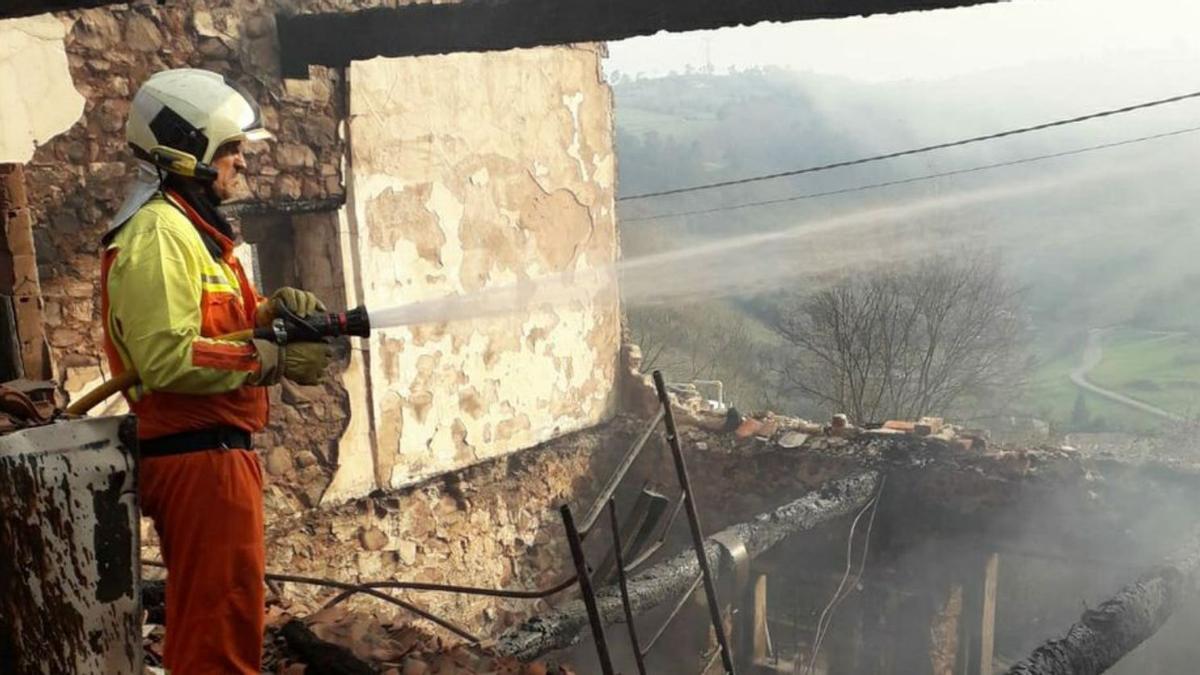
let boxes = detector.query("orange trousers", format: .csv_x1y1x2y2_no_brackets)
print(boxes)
140,448,265,674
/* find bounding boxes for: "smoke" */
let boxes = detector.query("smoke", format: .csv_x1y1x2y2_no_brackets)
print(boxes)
370,158,1143,331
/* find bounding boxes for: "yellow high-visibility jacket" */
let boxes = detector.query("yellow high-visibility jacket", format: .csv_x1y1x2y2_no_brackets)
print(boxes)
101,190,268,440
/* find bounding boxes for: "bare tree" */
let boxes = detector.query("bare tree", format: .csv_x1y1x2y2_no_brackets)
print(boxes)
628,305,751,378
769,255,1027,423
627,303,772,408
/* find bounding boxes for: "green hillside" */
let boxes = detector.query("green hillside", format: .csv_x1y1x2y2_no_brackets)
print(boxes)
614,70,1200,432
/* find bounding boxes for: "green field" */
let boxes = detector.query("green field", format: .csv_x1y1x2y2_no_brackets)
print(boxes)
1088,329,1200,418
1022,328,1200,434
1024,345,1153,433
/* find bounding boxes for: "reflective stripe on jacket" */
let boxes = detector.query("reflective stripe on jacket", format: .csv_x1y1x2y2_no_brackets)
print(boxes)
101,189,268,440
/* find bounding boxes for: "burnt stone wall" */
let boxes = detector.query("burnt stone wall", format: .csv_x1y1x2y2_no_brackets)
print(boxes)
30,2,346,369
26,1,355,512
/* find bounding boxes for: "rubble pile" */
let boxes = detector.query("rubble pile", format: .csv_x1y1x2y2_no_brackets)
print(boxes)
142,601,578,674
670,391,989,453
266,606,575,675
617,377,1097,535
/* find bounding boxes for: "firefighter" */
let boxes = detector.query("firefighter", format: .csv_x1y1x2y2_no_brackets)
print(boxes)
102,68,330,673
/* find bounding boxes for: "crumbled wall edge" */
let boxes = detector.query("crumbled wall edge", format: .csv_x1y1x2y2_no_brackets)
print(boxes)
0,14,84,163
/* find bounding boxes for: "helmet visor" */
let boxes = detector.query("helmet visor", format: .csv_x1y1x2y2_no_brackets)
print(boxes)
242,127,274,142
221,74,271,140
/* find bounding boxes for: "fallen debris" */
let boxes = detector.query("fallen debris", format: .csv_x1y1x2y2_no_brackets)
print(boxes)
281,619,376,675
268,606,575,674
1005,528,1200,675
494,471,881,661
0,380,56,431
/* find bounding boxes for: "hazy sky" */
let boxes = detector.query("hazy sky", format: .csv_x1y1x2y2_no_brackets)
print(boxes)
604,0,1200,84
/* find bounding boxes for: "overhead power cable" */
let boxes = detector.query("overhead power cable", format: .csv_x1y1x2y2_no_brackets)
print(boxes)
622,125,1200,223
618,89,1200,201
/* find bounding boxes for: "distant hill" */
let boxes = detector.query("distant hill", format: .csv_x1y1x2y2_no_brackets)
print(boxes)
612,68,1200,428
613,69,1200,333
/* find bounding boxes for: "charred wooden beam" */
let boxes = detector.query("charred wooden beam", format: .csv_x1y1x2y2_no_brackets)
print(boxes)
220,196,345,219
495,471,881,661
277,0,1004,78
280,619,378,675
1005,529,1200,675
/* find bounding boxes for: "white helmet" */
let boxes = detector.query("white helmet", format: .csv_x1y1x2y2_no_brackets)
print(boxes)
126,68,272,180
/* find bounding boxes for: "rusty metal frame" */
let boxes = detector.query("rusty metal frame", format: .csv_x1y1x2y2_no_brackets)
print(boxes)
650,369,737,674
561,370,737,674
561,503,616,675
608,498,649,675
579,408,665,533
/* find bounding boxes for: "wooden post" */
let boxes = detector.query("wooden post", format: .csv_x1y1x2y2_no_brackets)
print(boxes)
751,574,769,663
979,553,1000,675
930,584,963,675
0,163,51,383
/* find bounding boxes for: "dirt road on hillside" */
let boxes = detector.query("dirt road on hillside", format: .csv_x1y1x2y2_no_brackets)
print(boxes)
1069,328,1183,422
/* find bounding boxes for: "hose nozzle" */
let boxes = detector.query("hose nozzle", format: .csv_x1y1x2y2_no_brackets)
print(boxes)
257,305,372,343
339,305,371,338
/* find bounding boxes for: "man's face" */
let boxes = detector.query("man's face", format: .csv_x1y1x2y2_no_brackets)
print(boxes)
210,141,246,202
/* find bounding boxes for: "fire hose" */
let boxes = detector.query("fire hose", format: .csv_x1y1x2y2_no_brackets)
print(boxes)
65,305,371,416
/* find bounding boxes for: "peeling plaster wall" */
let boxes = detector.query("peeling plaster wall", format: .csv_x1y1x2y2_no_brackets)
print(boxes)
343,46,620,490
0,14,85,163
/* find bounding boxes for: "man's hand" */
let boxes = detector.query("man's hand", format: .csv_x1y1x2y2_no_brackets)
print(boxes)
283,342,332,385
247,339,282,386
257,287,326,326
247,340,331,386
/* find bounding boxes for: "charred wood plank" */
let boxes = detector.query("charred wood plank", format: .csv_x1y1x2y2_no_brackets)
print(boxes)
277,1,1003,78
280,619,378,675
1005,529,1200,675
495,470,880,661
220,196,345,218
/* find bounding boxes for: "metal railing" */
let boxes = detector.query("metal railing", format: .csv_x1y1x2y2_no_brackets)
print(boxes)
255,369,736,672
558,370,736,675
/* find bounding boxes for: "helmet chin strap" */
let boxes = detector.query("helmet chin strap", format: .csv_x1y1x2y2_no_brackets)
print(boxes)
140,146,218,182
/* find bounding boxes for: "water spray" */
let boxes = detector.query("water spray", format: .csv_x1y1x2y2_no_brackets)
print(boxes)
68,152,1152,416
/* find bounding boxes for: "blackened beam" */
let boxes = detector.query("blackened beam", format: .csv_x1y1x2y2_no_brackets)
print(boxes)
1005,527,1200,675
276,0,1005,78
220,196,344,218
494,470,881,661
